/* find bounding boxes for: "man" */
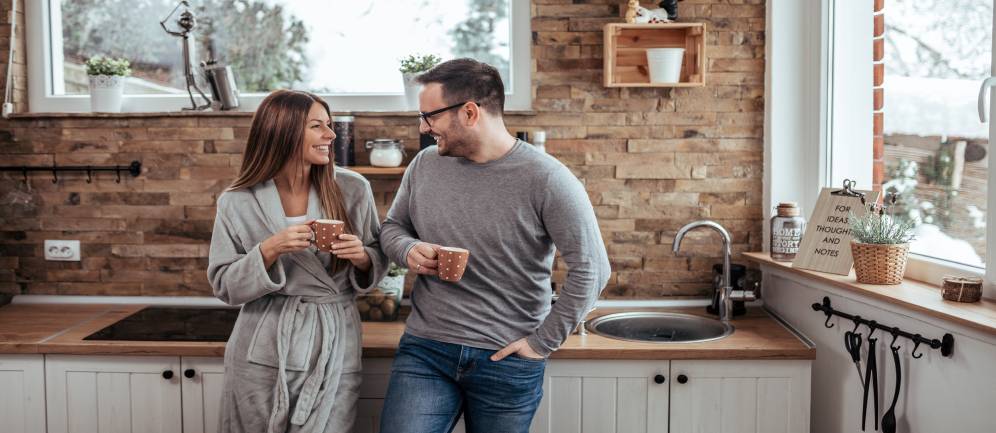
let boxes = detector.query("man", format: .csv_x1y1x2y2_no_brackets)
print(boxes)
378,58,611,433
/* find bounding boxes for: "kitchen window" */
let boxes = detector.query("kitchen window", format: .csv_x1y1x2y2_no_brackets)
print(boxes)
825,0,993,288
26,0,531,113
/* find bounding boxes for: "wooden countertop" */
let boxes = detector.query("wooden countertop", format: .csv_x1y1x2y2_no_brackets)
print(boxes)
745,252,996,336
0,303,814,360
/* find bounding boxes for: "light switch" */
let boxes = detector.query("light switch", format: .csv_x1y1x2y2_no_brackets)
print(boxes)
44,240,81,261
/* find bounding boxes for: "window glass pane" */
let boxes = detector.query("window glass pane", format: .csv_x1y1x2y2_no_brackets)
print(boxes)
56,0,511,95
883,0,991,268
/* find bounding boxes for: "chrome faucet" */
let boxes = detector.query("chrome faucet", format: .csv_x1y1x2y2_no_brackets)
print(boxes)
672,220,755,323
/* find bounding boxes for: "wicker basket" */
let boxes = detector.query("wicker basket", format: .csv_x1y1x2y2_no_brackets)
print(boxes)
941,276,983,303
851,241,909,285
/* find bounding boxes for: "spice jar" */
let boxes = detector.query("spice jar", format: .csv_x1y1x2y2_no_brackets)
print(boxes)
365,139,405,167
771,202,805,261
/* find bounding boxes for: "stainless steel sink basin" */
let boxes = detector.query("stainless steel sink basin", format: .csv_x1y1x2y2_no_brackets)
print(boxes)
585,312,734,343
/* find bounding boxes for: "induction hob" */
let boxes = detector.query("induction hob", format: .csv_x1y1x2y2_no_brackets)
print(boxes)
83,306,239,342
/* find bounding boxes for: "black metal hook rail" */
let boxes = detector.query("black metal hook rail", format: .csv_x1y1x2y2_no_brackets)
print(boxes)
812,296,955,358
0,161,142,183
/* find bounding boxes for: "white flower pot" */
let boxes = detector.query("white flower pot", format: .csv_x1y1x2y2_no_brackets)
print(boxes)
646,48,685,83
88,75,125,113
379,274,405,293
402,72,421,110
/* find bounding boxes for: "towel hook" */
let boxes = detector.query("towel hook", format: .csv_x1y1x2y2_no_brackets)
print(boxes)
890,327,901,350
911,335,925,359
823,311,834,329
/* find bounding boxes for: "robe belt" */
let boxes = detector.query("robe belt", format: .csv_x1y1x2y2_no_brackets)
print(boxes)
267,292,355,431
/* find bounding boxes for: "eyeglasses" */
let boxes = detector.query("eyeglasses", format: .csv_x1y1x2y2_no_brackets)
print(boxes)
417,101,472,127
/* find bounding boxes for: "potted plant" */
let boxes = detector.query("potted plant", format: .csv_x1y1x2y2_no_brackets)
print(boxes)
848,194,916,285
399,54,441,110
85,56,132,113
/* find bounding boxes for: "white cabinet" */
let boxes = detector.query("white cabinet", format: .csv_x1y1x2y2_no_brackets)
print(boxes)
532,360,670,433
180,357,226,433
0,354,47,433
45,355,183,433
669,360,811,433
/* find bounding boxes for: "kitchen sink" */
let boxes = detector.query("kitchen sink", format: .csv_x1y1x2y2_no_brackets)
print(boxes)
585,311,734,343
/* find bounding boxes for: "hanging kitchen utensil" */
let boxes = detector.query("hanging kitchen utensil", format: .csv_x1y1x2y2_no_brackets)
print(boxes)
862,337,879,431
844,320,865,386
881,343,902,433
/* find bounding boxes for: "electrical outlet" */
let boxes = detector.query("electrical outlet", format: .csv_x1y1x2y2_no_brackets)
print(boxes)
44,240,80,261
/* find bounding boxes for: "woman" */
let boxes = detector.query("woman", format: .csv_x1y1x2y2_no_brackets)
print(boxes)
208,90,387,432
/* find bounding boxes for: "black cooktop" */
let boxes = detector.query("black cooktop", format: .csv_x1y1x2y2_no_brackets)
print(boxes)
83,306,240,342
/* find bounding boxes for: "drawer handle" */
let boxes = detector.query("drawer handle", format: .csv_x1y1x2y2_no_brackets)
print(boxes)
184,369,196,379
162,370,174,380
677,374,688,384
654,374,666,384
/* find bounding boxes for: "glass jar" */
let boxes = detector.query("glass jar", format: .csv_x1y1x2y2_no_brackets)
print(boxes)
332,116,355,166
771,202,806,261
365,139,405,167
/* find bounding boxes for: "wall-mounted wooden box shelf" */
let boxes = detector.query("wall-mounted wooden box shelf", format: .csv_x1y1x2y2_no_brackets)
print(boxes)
603,23,707,87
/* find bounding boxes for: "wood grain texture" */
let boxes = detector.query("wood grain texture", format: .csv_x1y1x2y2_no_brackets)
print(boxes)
0,303,814,359
747,251,996,336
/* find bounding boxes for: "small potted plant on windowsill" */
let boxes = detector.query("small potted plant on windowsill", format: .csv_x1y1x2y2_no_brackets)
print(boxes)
85,56,132,113
399,54,442,110
848,194,916,285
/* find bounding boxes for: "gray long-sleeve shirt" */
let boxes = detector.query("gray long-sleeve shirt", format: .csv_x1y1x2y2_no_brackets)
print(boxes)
380,140,611,357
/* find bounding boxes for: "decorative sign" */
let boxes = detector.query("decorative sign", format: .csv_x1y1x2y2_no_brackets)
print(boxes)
792,181,880,275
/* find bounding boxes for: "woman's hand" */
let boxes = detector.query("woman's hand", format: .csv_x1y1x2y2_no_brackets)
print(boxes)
260,222,314,268
330,233,371,271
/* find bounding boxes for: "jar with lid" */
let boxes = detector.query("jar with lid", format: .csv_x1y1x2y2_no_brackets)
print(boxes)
332,116,355,166
365,139,405,167
771,202,806,261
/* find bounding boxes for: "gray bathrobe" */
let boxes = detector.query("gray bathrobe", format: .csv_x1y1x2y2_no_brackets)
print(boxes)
207,169,388,433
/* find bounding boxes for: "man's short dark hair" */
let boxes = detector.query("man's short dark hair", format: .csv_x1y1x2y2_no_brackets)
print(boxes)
416,58,505,115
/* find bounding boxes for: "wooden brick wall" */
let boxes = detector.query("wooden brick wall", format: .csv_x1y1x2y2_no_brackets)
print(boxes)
0,0,765,298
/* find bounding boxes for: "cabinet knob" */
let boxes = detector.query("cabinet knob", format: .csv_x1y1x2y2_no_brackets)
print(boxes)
184,369,196,379
162,370,174,380
677,374,688,384
654,374,666,384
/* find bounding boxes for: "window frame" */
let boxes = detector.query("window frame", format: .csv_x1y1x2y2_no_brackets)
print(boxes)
26,0,532,113
765,0,992,298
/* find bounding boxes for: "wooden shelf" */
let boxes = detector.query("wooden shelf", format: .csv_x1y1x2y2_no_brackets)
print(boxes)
347,166,406,176
603,23,707,88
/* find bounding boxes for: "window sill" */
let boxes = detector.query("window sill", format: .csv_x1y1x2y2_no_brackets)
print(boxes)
744,252,996,337
6,110,539,120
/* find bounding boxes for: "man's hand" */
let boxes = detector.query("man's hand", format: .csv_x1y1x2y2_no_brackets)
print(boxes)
407,242,440,276
490,337,544,362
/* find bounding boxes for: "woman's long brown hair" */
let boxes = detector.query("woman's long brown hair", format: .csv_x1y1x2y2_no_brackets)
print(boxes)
228,90,353,268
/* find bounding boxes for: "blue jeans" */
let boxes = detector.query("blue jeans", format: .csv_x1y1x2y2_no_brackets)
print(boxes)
379,333,546,433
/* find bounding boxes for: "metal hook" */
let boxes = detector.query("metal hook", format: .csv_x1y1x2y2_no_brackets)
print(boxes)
115,168,122,184
911,335,925,359
51,166,58,184
851,317,862,333
22,167,27,184
823,312,834,329
890,327,901,350
85,167,93,184
867,320,878,339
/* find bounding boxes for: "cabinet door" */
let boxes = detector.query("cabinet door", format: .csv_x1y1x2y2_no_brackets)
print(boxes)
0,354,47,433
180,357,226,433
45,355,183,433
531,360,669,433
669,360,811,433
